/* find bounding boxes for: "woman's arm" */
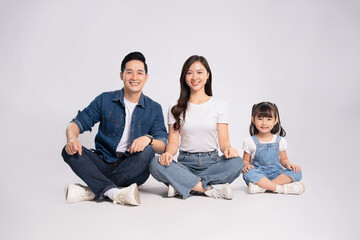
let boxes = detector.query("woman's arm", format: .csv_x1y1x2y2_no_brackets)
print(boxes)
217,123,239,158
158,124,180,166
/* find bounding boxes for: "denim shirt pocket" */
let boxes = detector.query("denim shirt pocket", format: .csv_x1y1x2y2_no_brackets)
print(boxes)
139,121,152,135
101,112,122,137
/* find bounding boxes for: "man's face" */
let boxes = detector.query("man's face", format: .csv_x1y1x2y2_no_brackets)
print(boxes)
120,60,148,95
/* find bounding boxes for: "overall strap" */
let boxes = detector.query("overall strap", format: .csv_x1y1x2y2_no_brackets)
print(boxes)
251,135,261,145
276,135,281,143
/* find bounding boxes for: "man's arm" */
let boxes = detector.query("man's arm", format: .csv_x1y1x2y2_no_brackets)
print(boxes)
65,122,83,155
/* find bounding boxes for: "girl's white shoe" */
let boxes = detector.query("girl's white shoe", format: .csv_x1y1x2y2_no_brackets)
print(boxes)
248,182,266,194
283,181,305,195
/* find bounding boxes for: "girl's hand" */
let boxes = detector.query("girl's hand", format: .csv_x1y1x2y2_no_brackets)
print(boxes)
243,163,254,173
158,152,174,166
286,163,302,173
224,147,239,158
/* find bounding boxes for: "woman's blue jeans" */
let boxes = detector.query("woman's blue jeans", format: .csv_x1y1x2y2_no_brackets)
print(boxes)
149,150,243,198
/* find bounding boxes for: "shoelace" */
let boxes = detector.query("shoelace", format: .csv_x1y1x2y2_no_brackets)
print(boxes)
113,194,125,205
209,188,224,199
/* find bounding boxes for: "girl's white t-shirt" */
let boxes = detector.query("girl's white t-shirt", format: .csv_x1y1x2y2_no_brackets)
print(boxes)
168,97,228,152
242,135,288,161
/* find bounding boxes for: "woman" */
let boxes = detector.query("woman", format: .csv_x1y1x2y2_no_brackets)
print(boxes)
149,55,243,199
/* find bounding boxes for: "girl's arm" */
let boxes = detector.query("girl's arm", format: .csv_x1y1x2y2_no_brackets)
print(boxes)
217,123,239,158
279,150,301,173
242,152,254,173
158,124,179,166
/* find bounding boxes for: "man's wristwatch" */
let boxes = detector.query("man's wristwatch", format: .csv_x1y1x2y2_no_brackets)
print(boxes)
145,134,154,145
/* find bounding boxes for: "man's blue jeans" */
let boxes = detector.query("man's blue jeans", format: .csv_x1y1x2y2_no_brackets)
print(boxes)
62,145,155,200
149,150,243,199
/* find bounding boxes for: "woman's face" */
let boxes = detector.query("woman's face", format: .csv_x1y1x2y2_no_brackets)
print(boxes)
185,61,209,93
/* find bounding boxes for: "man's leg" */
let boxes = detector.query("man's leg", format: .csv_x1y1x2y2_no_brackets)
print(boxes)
62,146,117,199
107,145,155,187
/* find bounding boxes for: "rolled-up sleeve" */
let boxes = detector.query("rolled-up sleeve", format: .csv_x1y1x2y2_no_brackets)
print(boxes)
71,94,103,133
150,104,168,146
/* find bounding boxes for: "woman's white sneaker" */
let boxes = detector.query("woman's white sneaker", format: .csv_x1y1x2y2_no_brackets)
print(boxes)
66,183,96,203
167,184,179,197
205,183,233,200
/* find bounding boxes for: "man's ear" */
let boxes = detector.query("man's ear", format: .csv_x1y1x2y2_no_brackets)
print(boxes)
120,72,123,80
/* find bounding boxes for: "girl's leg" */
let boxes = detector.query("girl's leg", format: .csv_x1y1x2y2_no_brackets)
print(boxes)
272,174,292,185
256,177,277,192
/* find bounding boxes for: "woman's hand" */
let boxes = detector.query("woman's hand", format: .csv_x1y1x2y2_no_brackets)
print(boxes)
285,163,302,173
242,163,254,173
224,147,239,159
158,152,174,166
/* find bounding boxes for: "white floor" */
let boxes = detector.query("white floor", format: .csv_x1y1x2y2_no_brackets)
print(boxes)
1,1,359,239
1,145,358,240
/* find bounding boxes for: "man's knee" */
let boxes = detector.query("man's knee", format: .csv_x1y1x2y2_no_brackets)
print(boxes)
137,145,155,162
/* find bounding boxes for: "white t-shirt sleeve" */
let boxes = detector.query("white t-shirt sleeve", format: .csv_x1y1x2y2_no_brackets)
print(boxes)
167,102,176,125
217,100,229,124
242,137,256,156
279,137,288,152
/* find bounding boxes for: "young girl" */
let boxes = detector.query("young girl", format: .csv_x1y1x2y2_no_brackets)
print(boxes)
149,55,243,199
242,102,304,194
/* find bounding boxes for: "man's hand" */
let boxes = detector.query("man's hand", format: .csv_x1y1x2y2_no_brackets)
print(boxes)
127,136,151,154
65,138,83,155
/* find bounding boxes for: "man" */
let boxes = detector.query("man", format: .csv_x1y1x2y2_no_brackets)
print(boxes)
62,52,167,206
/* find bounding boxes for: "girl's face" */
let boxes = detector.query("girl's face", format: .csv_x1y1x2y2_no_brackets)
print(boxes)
252,111,278,135
185,61,209,93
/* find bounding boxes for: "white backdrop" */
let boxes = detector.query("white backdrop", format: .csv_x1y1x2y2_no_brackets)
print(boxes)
1,0,359,239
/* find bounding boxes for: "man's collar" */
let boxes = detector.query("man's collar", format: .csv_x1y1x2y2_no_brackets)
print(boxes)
113,88,145,108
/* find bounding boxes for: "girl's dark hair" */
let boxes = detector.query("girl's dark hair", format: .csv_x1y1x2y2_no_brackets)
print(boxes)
249,102,286,137
171,55,212,130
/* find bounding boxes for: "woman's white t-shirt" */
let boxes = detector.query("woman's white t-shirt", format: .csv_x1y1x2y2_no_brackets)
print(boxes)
242,135,288,161
168,97,228,153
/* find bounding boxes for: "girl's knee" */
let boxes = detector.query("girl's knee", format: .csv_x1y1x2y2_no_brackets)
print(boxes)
292,170,303,182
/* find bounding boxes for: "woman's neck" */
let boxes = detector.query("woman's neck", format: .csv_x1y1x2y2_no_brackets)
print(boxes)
189,90,210,104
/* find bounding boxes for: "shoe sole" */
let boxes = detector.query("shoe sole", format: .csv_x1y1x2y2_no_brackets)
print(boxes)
224,183,233,200
133,184,141,205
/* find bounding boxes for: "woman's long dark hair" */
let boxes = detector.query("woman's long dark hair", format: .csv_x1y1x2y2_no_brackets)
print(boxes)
249,102,286,137
171,55,213,130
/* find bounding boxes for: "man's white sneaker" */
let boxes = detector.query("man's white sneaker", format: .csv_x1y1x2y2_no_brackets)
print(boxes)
248,182,266,194
283,181,305,195
113,183,141,206
66,183,96,203
205,183,233,200
167,184,179,197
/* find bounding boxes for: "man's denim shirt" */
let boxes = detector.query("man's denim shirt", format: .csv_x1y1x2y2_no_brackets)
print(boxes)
72,88,168,163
